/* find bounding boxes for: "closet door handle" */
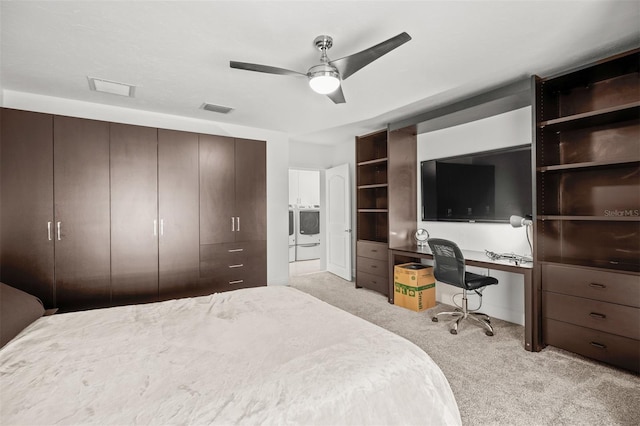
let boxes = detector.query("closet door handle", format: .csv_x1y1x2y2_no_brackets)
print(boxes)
231,217,235,232
57,222,61,241
237,217,240,232
47,222,52,241
153,220,157,237
160,219,164,236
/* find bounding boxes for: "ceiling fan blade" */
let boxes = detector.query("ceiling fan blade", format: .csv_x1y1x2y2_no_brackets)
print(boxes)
229,61,306,77
330,32,412,80
326,85,346,104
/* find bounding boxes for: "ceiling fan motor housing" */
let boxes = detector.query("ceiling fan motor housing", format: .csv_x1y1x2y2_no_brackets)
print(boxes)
314,35,333,51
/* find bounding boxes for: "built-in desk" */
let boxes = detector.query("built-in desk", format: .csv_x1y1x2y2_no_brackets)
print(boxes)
389,245,541,352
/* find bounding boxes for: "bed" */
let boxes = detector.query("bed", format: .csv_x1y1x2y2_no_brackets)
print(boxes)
0,282,461,425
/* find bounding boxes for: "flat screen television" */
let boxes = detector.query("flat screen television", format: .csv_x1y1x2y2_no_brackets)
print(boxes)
421,145,532,223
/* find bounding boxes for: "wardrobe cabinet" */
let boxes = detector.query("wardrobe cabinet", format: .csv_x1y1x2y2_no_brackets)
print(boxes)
0,109,55,307
158,129,201,300
110,123,159,305
1,108,267,310
53,116,111,310
199,135,267,289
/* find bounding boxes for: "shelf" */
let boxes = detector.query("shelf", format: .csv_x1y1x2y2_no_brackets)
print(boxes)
358,183,388,190
537,158,639,172
539,101,640,129
538,215,640,222
358,209,389,213
538,101,640,132
538,259,640,274
357,157,388,167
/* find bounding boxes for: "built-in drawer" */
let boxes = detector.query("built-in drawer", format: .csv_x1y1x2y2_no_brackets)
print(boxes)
543,292,640,340
357,240,388,261
542,263,640,307
356,270,388,296
544,318,639,373
357,256,388,278
200,241,266,287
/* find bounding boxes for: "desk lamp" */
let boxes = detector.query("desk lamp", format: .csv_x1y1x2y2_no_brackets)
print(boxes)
510,215,533,255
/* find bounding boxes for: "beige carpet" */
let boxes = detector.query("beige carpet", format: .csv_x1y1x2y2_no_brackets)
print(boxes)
289,272,640,426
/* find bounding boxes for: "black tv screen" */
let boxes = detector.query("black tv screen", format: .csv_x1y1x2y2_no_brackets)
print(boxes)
421,145,532,223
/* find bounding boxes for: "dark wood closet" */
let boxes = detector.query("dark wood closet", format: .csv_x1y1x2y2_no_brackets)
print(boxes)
199,135,267,291
0,109,55,307
157,129,201,300
0,108,267,310
110,123,159,305
53,116,112,310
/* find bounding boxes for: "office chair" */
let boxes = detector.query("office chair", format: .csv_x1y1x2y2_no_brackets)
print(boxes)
427,238,498,336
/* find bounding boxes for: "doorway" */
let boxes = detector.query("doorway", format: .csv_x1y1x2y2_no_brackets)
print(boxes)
288,169,322,276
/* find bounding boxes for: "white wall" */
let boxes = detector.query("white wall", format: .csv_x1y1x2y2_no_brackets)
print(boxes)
2,90,291,286
417,106,532,325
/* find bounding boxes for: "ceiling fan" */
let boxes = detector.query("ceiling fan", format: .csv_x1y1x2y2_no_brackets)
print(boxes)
230,32,411,104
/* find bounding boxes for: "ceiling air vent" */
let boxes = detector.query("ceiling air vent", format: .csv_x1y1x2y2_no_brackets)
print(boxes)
201,102,234,114
87,77,136,97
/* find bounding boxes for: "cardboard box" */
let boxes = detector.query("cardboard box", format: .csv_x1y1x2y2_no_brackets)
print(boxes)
393,263,436,312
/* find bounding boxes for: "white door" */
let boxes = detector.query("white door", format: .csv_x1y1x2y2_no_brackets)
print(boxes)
325,163,352,281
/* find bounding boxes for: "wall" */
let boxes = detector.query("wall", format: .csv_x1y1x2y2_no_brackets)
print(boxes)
2,90,291,286
417,106,532,325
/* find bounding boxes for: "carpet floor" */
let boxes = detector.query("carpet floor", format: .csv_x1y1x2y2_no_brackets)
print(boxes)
289,271,640,426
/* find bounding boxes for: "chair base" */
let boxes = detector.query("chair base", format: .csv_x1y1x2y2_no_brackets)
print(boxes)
431,290,495,336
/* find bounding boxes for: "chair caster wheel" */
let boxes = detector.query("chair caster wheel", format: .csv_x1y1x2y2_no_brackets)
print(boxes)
449,329,457,335
432,317,438,322
485,331,494,336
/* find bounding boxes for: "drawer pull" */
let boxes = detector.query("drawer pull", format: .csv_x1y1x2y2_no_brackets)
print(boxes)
370,249,377,253
590,342,607,350
229,280,244,285
229,264,244,268
228,248,244,253
589,312,607,320
371,265,377,269
589,282,606,289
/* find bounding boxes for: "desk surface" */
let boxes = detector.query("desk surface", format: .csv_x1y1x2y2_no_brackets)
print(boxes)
390,245,533,271
388,244,539,352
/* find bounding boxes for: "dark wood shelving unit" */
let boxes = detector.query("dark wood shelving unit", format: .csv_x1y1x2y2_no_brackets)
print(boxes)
355,126,417,297
534,48,640,373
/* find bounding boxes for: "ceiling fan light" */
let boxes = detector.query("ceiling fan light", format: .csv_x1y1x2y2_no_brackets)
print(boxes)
308,69,340,94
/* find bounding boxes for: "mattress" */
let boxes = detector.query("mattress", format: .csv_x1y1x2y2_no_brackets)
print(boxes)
0,286,460,425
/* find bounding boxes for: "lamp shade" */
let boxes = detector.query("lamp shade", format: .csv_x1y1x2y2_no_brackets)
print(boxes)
308,63,340,94
510,215,532,228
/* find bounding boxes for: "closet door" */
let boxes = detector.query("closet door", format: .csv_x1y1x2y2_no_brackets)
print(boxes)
158,129,200,299
110,123,159,305
0,109,55,307
199,134,235,245
54,116,111,310
234,138,266,243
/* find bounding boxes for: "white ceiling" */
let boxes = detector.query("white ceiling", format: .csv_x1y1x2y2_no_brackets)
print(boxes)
1,1,639,145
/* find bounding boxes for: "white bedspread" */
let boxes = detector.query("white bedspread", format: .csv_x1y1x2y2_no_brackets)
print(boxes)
1,286,460,425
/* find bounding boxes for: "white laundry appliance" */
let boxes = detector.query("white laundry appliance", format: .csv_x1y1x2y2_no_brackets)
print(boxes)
288,206,296,262
295,205,321,261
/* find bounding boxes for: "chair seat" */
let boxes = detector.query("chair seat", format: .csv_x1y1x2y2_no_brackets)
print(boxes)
465,272,498,290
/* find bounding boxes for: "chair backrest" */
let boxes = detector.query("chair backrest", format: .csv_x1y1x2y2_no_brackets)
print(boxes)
427,238,466,289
